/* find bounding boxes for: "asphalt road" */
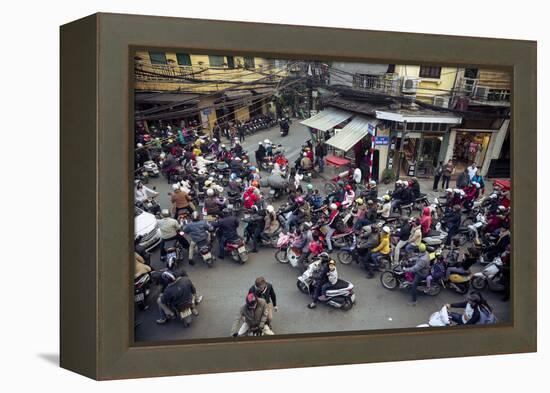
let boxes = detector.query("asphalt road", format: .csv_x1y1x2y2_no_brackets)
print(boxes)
134,121,510,343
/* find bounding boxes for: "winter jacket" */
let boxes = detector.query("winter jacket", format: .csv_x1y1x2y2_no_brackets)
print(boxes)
248,283,277,307
158,217,181,239
182,220,210,243
408,227,422,246
171,190,191,208
231,298,269,335
372,233,390,254
212,216,240,241
134,253,151,278
162,276,197,309
407,252,431,276
420,207,432,236
378,202,391,218
398,223,412,241
264,212,280,234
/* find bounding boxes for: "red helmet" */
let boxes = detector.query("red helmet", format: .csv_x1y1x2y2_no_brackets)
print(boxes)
295,196,305,204
345,185,352,191
251,180,260,188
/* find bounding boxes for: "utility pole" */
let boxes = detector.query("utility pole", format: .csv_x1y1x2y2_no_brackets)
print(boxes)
307,62,313,116
396,120,407,179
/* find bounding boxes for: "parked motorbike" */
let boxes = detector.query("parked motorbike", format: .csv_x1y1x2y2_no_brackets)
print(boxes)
296,260,356,311
143,160,160,177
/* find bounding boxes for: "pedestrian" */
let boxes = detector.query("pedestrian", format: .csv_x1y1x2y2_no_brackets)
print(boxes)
238,121,245,143
248,277,277,325
314,142,326,173
433,161,444,191
456,168,470,189
441,159,455,189
467,162,478,180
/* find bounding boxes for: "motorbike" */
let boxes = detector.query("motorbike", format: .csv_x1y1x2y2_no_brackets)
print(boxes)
143,160,160,177
165,236,186,269
471,257,506,291
412,194,430,211
274,232,302,268
380,264,442,296
296,260,356,311
242,216,279,249
437,273,472,295
422,222,448,247
137,197,161,217
223,237,248,264
134,272,152,310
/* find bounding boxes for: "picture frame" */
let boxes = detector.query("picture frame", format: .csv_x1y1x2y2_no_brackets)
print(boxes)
60,12,536,380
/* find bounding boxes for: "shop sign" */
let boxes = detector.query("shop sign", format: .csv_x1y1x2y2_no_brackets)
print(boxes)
375,136,389,145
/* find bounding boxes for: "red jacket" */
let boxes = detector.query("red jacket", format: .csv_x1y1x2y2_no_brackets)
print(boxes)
420,207,432,236
243,190,259,209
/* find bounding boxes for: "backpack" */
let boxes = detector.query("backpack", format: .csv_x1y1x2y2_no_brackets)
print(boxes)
431,261,446,280
478,306,498,324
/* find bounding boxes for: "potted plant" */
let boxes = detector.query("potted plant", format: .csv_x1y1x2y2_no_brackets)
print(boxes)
381,167,395,184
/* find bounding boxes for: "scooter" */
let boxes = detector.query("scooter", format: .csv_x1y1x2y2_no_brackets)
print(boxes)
422,222,448,247
471,257,505,291
223,237,248,264
274,232,302,268
143,160,160,177
437,273,472,295
297,261,356,311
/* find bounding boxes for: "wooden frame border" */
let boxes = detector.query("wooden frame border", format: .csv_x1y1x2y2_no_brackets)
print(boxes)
60,13,536,380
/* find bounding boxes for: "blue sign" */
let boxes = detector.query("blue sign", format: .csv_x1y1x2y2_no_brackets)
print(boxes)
375,136,389,145
367,123,376,136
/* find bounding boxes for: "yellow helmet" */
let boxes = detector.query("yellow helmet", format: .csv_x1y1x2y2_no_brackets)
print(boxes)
418,243,427,252
355,198,364,205
383,194,391,201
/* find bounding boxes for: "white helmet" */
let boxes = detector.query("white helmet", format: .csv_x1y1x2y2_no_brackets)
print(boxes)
161,209,170,217
212,138,217,142
489,193,498,199
136,143,143,148
369,180,376,186
235,157,241,161
329,203,338,211
266,205,275,213
453,188,461,193
167,125,172,130
221,144,226,148
498,205,506,212
382,226,391,234
172,184,180,191
459,190,466,196
472,182,480,188
264,139,270,144
258,141,263,145
198,169,206,175
445,188,453,193
206,188,215,197
159,152,166,159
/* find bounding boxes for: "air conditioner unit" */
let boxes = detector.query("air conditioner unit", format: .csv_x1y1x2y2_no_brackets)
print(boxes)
402,77,419,94
473,86,490,100
433,96,450,108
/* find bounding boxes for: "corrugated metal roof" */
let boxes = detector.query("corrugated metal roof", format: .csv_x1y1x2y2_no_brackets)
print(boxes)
300,108,353,131
325,116,379,152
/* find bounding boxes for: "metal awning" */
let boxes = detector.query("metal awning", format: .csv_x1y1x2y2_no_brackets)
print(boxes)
325,117,380,152
375,110,462,124
135,92,201,104
300,108,353,131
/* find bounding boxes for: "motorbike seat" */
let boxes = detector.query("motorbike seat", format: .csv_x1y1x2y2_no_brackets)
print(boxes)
457,226,470,233
425,230,441,237
401,203,413,209
328,279,352,291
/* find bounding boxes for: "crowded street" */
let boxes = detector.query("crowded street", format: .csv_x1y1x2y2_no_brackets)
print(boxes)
134,124,510,342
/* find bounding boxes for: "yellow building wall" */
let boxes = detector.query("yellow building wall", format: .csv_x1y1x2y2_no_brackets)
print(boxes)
134,51,284,93
235,106,250,122
395,65,458,104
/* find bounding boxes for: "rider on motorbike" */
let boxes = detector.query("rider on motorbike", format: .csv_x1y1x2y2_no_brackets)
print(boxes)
231,293,274,336
156,271,202,324
403,243,430,306
307,258,337,309
182,211,212,263
368,226,391,278
211,208,240,259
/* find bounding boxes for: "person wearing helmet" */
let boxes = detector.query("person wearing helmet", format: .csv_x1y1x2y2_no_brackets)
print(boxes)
284,195,311,232
156,272,202,324
367,226,391,278
262,205,280,241
231,293,274,336
445,291,493,325
323,203,342,252
211,208,240,259
377,194,392,219
402,242,430,305
157,209,190,263
307,257,337,309
392,216,411,264
134,179,158,204
426,250,447,289
204,188,224,217
420,206,432,237
170,184,193,218
181,211,212,263
405,218,423,253
243,185,260,210
299,151,313,172
410,177,421,199
352,198,370,231
442,204,462,246
342,184,356,209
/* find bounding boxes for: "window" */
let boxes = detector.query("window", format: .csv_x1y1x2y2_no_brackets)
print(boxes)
226,56,235,69
176,53,191,66
149,51,167,65
419,65,441,79
387,64,396,73
208,55,225,67
464,68,479,79
244,57,255,69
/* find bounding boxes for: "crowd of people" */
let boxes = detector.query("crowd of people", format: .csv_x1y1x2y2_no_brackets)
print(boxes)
134,121,510,335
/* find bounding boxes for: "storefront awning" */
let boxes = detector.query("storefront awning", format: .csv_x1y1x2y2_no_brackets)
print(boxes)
224,90,253,100
375,110,462,124
300,108,353,131
325,117,380,152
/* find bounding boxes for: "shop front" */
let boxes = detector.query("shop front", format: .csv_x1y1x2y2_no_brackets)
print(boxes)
451,130,492,173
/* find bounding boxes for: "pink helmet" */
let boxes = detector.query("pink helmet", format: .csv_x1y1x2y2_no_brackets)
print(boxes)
295,196,305,204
